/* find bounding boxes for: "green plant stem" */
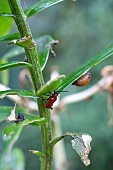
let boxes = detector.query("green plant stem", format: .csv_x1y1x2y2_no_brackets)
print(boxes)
8,0,52,169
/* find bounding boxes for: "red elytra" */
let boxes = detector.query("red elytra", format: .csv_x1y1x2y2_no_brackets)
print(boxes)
44,90,58,109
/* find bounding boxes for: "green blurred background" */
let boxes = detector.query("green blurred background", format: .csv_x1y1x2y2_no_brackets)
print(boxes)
1,0,113,169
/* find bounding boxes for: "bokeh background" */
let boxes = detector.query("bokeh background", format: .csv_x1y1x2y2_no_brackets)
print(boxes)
1,0,113,169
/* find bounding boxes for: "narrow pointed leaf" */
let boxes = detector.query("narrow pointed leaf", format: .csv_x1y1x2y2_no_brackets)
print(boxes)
22,114,45,126
1,69,9,86
3,116,45,141
0,59,9,86
37,35,54,70
37,75,66,96
0,12,14,17
57,44,113,91
24,0,64,18
29,150,45,157
1,35,54,71
0,61,32,71
0,89,37,98
0,33,20,41
3,116,45,142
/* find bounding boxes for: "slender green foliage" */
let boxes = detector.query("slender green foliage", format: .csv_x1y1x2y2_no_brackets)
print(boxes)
0,0,113,170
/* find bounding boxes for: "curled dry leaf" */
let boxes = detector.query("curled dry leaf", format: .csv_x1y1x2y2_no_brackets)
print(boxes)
71,134,92,166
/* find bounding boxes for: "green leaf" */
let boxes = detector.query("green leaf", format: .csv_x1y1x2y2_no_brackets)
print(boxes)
22,114,45,126
0,110,45,169
37,75,66,96
1,125,24,168
0,106,45,126
0,0,13,36
0,12,14,17
0,123,24,168
0,32,20,41
1,69,9,86
3,116,45,140
3,124,17,140
57,44,113,92
0,89,37,99
4,124,24,154
1,35,54,71
29,150,45,158
0,59,9,86
0,106,28,122
0,61,32,71
24,0,64,18
37,35,54,70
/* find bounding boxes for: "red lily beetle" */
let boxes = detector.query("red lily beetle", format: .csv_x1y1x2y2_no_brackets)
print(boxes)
44,90,58,109
44,90,68,109
72,71,91,86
